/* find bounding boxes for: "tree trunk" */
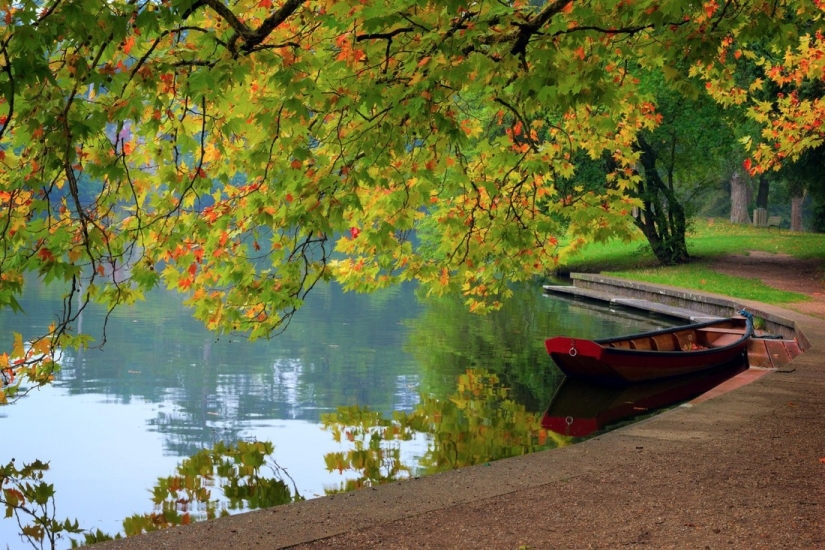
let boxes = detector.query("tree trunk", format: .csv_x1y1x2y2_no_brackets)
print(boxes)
791,191,806,232
632,136,689,265
755,174,770,210
730,171,751,224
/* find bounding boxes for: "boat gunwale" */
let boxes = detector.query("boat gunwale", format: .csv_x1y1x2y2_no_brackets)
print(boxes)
582,317,754,356
593,317,748,344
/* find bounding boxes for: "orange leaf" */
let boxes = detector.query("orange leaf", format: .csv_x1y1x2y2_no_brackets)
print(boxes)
123,35,135,55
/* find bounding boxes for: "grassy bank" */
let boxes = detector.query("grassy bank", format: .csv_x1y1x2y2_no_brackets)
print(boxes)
561,218,825,305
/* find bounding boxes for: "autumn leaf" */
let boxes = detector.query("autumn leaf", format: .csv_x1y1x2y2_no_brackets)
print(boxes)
123,35,136,55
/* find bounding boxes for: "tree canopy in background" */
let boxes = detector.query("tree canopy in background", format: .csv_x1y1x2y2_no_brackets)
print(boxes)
1,0,824,380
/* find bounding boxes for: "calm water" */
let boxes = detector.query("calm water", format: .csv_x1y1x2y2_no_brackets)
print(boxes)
0,279,669,548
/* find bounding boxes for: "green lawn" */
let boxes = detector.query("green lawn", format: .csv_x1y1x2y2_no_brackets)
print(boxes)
561,218,825,305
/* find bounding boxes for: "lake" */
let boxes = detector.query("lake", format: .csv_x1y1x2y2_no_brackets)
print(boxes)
0,279,669,549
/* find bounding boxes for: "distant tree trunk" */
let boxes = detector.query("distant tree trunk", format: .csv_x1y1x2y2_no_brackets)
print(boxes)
791,191,806,232
755,174,770,210
632,136,689,265
730,171,751,224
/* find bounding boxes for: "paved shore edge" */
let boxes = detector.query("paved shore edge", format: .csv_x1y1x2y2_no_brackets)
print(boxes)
94,284,825,550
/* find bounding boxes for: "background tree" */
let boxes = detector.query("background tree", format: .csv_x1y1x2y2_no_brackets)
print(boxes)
729,171,752,224
699,5,825,207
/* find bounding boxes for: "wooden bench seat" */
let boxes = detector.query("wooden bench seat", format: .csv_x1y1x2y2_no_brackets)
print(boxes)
696,327,746,335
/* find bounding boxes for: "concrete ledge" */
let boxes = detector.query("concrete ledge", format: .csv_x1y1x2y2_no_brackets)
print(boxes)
569,273,810,347
543,284,721,321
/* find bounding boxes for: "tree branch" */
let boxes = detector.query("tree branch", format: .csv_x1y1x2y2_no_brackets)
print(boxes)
510,0,573,55
243,0,306,52
201,0,251,41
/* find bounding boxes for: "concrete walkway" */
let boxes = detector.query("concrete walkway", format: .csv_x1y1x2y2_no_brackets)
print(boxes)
96,291,825,550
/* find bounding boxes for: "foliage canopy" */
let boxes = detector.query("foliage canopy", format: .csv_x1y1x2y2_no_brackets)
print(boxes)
0,0,823,354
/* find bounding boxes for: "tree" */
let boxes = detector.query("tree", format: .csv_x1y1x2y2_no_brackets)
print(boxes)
791,191,806,231
729,171,752,224
1,1,821,395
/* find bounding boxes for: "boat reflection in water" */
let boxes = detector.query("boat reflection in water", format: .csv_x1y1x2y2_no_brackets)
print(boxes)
541,360,749,438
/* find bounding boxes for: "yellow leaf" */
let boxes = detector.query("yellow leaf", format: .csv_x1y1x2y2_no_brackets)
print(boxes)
30,338,51,357
12,333,24,359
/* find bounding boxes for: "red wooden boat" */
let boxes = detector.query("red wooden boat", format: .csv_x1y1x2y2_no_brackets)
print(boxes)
544,314,753,385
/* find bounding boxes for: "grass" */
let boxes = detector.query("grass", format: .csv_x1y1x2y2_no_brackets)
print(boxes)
561,218,825,305
606,264,809,303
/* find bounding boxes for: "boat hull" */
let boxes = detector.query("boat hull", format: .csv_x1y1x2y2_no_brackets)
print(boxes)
545,316,752,385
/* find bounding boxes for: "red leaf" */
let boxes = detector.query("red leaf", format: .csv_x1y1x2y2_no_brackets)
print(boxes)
37,247,55,262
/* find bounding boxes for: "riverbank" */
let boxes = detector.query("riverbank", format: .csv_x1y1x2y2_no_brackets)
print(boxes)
94,273,824,549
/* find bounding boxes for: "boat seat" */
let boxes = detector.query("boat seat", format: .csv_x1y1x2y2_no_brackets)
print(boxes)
674,331,697,350
705,333,741,348
651,334,677,351
629,338,652,350
696,327,745,335
609,341,631,349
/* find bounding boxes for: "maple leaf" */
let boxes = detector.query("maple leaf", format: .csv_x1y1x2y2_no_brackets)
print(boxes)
123,35,136,55
36,247,55,262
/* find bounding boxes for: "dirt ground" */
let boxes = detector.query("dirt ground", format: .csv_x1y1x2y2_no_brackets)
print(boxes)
708,250,825,317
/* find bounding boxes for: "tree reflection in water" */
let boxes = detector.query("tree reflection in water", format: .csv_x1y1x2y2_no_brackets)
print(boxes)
120,440,302,536
320,368,572,493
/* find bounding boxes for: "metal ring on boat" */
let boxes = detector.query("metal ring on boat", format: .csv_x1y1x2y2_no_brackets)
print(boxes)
566,416,574,426
569,347,577,357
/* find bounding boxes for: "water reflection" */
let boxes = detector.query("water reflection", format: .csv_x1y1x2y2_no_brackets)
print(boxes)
541,360,749,438
321,368,571,494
